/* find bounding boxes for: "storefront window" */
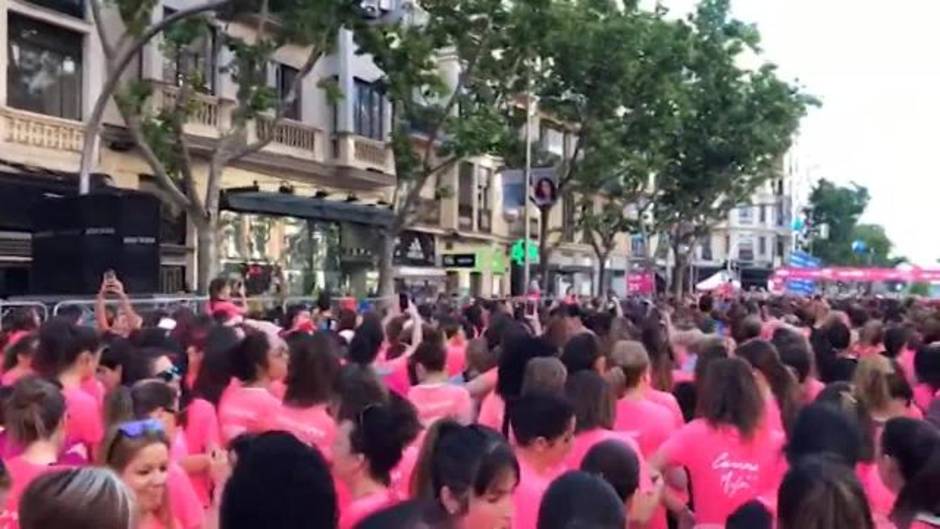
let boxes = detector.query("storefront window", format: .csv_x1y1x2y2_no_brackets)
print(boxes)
7,14,83,120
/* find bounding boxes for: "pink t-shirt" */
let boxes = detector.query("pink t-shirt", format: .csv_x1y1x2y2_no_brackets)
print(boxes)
857,462,896,521
207,300,245,320
762,393,785,436
563,427,668,529
3,457,67,525
182,398,221,507
168,463,204,529
218,385,281,444
911,516,940,529
512,455,567,529
803,377,826,403
899,347,916,385
390,434,423,498
914,383,938,413
647,389,684,428
445,341,467,376
274,404,336,459
657,419,785,526
62,385,104,456
80,377,106,409
407,383,473,426
375,357,411,398
0,367,32,387
338,488,399,529
615,397,677,458
478,392,506,432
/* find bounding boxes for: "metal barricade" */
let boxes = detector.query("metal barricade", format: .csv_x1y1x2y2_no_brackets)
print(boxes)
52,296,209,326
0,301,50,324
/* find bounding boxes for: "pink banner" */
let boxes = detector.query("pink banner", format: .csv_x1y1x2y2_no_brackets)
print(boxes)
772,267,940,283
627,272,655,295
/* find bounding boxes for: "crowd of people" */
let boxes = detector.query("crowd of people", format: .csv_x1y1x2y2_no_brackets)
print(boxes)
1,273,940,529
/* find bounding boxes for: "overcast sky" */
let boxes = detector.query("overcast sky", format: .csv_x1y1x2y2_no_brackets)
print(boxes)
648,0,940,266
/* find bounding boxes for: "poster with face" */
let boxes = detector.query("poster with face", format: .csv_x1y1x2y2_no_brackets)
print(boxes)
533,177,557,207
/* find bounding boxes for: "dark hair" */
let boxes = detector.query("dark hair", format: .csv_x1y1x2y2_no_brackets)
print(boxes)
727,500,772,529
826,321,852,351
187,326,238,408
221,431,338,529
230,331,271,383
882,417,940,529
693,336,730,385
346,394,422,485
284,333,339,408
735,339,801,434
411,421,519,512
732,316,763,345
915,344,940,391
33,319,100,377
560,333,601,375
4,376,66,445
773,330,812,383
2,332,38,372
536,471,625,529
697,358,764,440
777,455,874,529
508,391,575,448
580,440,640,503
19,467,135,529
641,316,674,391
337,309,357,333
565,371,615,433
786,403,862,467
333,364,388,423
412,339,446,374
884,325,913,359
348,312,384,365
105,379,176,428
208,277,229,301
814,381,876,462
496,335,557,400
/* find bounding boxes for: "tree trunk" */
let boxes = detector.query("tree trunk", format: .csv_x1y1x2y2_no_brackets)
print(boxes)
596,256,609,297
376,229,396,307
195,218,219,294
672,246,687,298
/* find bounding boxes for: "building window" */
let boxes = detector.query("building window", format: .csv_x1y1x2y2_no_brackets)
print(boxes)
562,193,576,242
759,236,767,257
7,14,84,120
477,167,491,211
458,162,474,230
540,124,565,158
777,203,786,227
701,237,712,261
162,9,217,94
777,236,786,259
759,205,767,224
737,206,753,225
273,63,300,120
27,0,85,18
738,239,755,262
725,235,731,257
631,235,646,257
354,78,384,140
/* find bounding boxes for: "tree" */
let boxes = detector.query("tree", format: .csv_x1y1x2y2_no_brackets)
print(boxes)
526,0,685,295
806,178,869,264
88,0,363,291
652,0,815,295
354,0,550,300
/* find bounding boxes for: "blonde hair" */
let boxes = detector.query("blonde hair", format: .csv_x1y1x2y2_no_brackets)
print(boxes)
521,357,567,396
853,355,896,414
20,467,136,529
100,425,172,529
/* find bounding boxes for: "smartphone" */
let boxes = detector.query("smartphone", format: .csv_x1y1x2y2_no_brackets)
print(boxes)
399,292,410,313
103,269,116,282
525,300,536,317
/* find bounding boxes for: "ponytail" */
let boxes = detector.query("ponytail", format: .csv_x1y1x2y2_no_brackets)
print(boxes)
104,386,135,431
410,420,462,498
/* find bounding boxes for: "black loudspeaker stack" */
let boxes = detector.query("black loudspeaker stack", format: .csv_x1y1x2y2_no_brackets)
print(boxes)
31,192,161,295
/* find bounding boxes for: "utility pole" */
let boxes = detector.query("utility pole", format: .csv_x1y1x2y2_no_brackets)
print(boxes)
522,83,533,293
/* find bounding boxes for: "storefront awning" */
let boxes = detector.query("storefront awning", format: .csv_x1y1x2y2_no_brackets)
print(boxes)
222,191,394,227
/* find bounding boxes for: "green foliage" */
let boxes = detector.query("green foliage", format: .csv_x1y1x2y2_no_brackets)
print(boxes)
850,224,902,267
807,178,869,264
652,0,816,244
909,282,931,297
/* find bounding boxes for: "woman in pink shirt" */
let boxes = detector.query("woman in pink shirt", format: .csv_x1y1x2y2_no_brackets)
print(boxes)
880,417,940,529
650,358,785,527
105,380,204,529
778,456,875,529
102,419,179,529
407,340,473,426
33,320,103,459
206,277,246,323
507,391,576,529
218,330,287,444
736,339,801,436
914,344,940,412
479,335,557,434
609,341,678,458
855,356,917,426
178,326,238,507
409,421,518,529
17,467,137,529
332,394,421,529
1,333,37,387
2,377,69,522
276,333,340,458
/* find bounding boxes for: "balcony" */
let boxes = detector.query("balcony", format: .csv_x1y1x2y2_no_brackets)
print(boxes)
0,107,85,153
154,84,228,138
333,133,395,175
458,204,473,231
413,197,441,226
255,117,326,162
